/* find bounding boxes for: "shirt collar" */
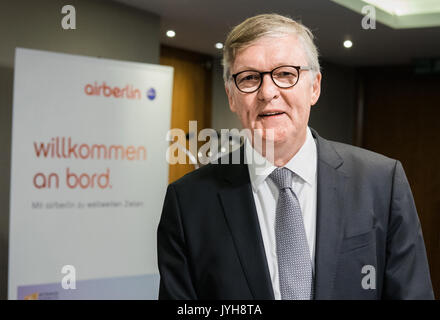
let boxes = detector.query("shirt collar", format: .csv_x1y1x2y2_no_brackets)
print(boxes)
245,127,317,191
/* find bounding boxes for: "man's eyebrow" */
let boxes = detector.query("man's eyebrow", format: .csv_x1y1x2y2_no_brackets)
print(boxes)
234,66,259,72
234,63,301,72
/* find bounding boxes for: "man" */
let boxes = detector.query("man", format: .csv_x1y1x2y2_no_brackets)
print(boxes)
157,14,434,299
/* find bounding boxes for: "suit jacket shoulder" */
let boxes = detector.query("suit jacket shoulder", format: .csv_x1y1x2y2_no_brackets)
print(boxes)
321,137,397,175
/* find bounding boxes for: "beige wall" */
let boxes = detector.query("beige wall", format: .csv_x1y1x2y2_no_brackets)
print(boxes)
0,0,160,299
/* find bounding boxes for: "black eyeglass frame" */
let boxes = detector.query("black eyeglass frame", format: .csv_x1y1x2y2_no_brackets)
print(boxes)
231,65,312,93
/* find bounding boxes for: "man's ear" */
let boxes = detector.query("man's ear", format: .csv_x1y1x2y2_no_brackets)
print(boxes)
310,72,322,106
225,82,236,113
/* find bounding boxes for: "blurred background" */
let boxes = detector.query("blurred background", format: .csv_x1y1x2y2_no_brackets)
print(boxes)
0,0,439,299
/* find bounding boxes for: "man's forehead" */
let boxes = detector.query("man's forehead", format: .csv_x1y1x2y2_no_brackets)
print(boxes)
232,35,307,70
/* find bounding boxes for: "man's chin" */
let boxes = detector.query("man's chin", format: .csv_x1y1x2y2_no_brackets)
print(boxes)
252,128,288,143
249,129,289,150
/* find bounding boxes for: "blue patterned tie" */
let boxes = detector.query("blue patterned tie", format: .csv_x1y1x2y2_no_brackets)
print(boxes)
269,167,313,300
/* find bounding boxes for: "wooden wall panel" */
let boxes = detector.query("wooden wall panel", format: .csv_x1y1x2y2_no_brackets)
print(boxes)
361,67,440,298
160,45,212,183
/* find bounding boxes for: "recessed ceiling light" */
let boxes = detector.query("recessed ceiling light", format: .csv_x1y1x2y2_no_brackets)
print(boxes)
343,40,353,48
166,30,176,38
215,42,223,49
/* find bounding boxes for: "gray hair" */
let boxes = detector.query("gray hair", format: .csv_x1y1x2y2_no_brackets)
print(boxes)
222,13,320,83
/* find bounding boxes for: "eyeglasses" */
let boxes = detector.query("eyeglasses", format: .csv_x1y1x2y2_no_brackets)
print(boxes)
231,65,311,93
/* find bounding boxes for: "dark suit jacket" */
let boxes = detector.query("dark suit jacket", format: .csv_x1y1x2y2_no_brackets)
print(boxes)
157,128,434,299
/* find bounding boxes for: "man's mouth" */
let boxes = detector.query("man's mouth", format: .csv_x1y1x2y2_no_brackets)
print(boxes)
258,111,285,118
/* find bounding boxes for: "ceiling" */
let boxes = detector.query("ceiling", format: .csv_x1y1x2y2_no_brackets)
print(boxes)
362,0,440,16
114,0,440,67
332,0,440,29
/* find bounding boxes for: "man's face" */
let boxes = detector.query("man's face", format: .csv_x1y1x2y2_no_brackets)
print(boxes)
226,35,321,148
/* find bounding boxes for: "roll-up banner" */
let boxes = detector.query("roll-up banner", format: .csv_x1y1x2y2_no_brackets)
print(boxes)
8,48,173,299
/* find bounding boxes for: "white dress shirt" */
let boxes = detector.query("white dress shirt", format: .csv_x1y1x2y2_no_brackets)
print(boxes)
245,127,318,300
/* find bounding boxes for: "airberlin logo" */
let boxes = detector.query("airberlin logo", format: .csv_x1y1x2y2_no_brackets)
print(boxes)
84,81,157,101
84,81,141,99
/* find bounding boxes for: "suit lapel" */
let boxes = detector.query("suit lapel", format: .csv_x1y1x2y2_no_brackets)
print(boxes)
311,129,348,299
218,148,275,300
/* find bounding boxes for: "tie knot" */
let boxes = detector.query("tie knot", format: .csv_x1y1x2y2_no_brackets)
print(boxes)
269,167,293,190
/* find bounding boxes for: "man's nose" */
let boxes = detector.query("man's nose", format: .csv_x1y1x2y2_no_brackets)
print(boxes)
257,73,279,101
